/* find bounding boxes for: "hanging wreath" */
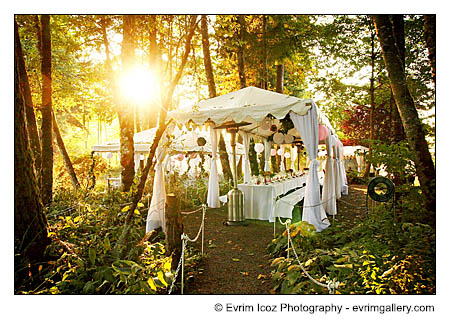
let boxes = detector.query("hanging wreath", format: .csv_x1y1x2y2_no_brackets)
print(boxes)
367,176,395,202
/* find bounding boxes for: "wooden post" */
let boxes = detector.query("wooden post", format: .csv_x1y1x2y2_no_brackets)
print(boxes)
165,193,183,271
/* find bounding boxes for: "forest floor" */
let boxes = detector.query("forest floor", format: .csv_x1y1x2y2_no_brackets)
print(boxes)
182,184,367,294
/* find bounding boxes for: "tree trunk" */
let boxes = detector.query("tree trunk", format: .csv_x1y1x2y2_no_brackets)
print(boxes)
14,54,50,290
237,15,247,89
119,15,137,192
423,15,436,87
40,15,53,205
262,15,268,90
201,15,216,97
15,19,42,189
276,64,284,94
165,194,183,271
373,15,436,221
200,15,232,182
148,15,160,128
362,25,376,178
52,111,80,189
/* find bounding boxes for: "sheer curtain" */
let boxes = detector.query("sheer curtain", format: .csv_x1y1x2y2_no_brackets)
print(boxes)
207,126,220,208
338,140,348,195
280,145,286,172
322,133,337,215
146,125,174,233
333,135,342,200
290,145,297,171
264,139,272,172
289,105,330,232
241,132,252,183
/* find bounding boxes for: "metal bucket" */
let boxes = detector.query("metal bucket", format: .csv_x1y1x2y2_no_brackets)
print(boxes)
226,188,246,225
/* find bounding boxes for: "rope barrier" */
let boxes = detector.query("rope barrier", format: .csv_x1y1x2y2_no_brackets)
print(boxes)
168,204,207,295
277,216,339,294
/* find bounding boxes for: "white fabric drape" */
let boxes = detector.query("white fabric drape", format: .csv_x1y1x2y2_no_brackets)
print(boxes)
207,126,220,208
322,133,337,215
134,154,141,172
241,132,252,183
146,126,173,233
280,145,286,172
290,146,297,171
264,139,272,172
333,135,342,200
289,107,330,232
338,140,348,195
355,153,364,173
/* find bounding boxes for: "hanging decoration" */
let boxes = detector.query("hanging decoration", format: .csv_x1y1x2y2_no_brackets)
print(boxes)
284,133,294,144
176,153,184,161
273,132,284,144
105,152,113,159
277,148,284,156
140,154,145,160
284,152,291,159
254,142,265,153
270,124,278,132
318,124,329,142
270,148,277,156
260,119,270,130
197,137,207,147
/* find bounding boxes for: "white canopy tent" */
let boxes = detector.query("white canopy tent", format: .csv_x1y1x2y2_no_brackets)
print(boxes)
161,86,346,232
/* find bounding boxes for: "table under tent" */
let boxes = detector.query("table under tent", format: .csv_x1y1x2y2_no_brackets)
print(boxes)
147,86,348,233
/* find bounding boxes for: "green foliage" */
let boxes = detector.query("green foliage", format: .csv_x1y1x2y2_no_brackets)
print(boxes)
267,201,435,294
16,189,201,294
366,140,416,181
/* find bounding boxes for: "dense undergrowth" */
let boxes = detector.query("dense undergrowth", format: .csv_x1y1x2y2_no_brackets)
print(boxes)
15,187,202,294
267,187,435,295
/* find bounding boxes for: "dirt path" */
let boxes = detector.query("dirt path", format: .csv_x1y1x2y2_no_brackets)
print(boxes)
182,184,367,294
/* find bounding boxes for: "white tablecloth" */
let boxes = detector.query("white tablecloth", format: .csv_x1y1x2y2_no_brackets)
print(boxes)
238,175,306,222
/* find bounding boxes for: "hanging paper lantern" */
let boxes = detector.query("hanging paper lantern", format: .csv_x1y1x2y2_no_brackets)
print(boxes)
105,152,113,159
284,152,291,159
254,142,264,153
318,124,329,141
197,136,206,147
287,128,298,136
270,124,278,132
284,133,294,144
277,148,284,156
273,132,284,144
260,119,270,130
176,153,184,161
270,148,277,156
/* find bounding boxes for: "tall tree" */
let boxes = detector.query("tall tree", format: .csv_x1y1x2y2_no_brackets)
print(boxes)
14,52,50,289
119,15,137,192
39,14,53,205
423,15,436,86
237,15,247,89
200,15,232,181
115,15,199,257
373,15,435,221
14,18,42,188
52,111,80,189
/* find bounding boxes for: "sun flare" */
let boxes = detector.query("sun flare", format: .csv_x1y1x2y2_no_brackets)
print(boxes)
119,65,159,105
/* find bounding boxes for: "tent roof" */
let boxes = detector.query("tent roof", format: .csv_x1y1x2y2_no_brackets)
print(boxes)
91,126,245,155
168,86,335,138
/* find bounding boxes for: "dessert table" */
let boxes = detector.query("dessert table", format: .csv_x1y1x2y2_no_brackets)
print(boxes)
237,174,307,222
